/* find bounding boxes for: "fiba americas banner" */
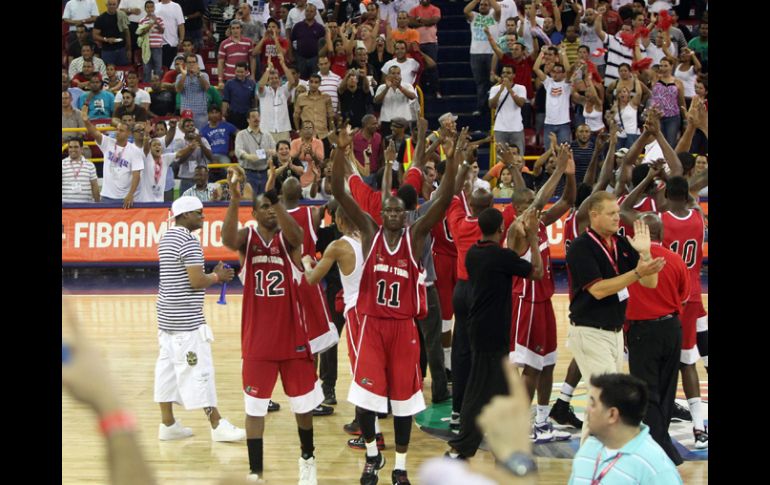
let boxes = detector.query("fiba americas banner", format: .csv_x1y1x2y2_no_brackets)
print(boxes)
62,202,709,264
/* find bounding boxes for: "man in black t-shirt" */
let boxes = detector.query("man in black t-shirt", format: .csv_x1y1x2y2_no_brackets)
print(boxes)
446,207,543,460
93,0,131,66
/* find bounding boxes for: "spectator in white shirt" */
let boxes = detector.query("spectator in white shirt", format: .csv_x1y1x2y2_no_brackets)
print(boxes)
381,40,421,86
488,65,527,155
374,65,417,137
257,54,295,144
534,49,575,150
62,138,101,203
317,56,342,112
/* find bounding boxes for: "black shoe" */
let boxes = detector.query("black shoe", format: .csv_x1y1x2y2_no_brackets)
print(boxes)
344,419,361,435
267,400,280,412
671,402,692,422
347,433,386,450
377,412,389,419
323,390,337,405
360,453,386,485
549,399,583,429
312,404,334,416
392,469,411,484
449,412,460,433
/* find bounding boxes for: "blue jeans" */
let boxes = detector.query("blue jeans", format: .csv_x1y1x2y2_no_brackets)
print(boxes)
469,54,493,112
101,48,130,67
295,55,319,80
245,169,267,195
660,115,681,148
179,178,194,195
494,131,525,157
420,43,440,96
144,48,163,82
618,134,640,150
543,122,572,151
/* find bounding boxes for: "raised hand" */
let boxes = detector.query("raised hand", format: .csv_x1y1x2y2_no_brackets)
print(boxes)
384,140,396,162
627,217,652,254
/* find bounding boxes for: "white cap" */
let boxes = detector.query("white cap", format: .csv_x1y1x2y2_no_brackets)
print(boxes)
438,112,458,123
615,147,630,157
171,196,203,218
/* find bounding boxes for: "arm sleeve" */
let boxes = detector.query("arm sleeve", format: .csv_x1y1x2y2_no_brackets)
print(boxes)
179,237,205,267
500,247,534,278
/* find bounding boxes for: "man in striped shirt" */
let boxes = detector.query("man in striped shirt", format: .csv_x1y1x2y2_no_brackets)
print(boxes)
317,56,342,113
139,0,165,83
594,8,646,87
62,138,100,203
217,20,257,89
154,196,246,443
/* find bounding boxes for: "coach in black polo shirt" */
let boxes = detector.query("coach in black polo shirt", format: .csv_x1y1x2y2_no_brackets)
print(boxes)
566,191,665,440
447,207,543,459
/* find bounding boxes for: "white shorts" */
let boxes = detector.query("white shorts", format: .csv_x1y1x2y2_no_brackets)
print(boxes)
154,325,218,410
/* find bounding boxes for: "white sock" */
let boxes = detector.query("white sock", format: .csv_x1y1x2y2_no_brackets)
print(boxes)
394,452,407,471
535,405,551,424
702,355,708,368
374,417,381,434
688,397,705,431
444,348,452,370
365,439,379,457
448,451,460,459
559,383,575,403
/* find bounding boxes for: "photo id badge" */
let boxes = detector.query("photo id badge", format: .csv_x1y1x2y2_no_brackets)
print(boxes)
255,149,267,159
72,182,82,193
617,288,629,302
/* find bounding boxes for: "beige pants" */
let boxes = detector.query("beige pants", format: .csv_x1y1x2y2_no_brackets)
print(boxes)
567,324,625,443
269,131,291,143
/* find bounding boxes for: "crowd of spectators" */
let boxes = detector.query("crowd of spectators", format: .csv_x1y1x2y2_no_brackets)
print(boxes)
62,0,708,207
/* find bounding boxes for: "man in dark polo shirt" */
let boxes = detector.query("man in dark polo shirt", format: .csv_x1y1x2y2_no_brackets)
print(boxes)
446,207,543,460
222,62,256,130
626,212,689,466
291,4,326,80
566,190,666,443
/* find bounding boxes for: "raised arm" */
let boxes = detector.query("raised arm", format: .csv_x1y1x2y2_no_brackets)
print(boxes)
410,128,464,255
271,191,304,251
411,117,430,170
331,125,379,249
222,176,250,254
594,8,606,42
484,26,505,59
619,161,662,224
532,143,568,211
646,107,682,176
464,0,480,22
533,49,547,82
542,152,576,226
80,105,103,145
583,131,609,187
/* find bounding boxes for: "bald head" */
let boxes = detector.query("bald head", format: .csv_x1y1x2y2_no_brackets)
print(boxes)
281,177,302,202
639,212,663,242
511,188,535,214
469,189,494,217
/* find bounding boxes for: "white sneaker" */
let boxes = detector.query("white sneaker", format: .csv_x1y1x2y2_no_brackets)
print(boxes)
159,420,193,441
246,472,266,483
298,456,317,485
532,421,572,444
211,418,247,442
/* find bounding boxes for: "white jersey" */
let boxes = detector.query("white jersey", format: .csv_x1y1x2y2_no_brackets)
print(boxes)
340,235,364,314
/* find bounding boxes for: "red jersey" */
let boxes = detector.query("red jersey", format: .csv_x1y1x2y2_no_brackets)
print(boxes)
359,229,426,319
501,206,555,302
239,227,310,361
431,216,457,257
403,166,423,195
626,243,690,320
348,174,383,225
287,206,317,257
661,209,704,302
563,207,580,252
447,191,485,281
330,53,348,78
617,194,657,238
261,38,290,76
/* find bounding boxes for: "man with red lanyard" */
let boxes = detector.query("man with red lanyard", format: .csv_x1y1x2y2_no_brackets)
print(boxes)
568,373,683,484
625,212,689,467
565,191,666,444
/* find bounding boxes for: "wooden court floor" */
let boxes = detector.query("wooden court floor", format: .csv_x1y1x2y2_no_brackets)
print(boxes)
62,294,708,484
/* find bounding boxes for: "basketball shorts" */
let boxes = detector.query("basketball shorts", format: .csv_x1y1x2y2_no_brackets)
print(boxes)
242,356,323,417
154,324,217,410
433,252,457,332
298,275,339,355
347,316,426,416
509,296,558,370
680,299,707,365
345,305,363,372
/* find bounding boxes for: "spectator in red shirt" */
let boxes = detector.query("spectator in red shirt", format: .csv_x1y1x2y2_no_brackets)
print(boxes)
353,114,383,177
71,60,103,89
216,20,256,88
626,211,690,466
409,0,443,98
255,19,290,77
596,0,623,35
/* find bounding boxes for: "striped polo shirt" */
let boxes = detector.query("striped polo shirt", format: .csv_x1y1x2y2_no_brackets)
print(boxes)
157,226,206,332
218,36,255,81
604,34,646,87
319,71,342,112
139,15,165,49
62,157,98,203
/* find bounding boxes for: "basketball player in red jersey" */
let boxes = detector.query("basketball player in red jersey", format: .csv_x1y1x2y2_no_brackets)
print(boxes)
331,122,462,485
615,108,683,238
621,172,708,450
501,143,577,442
222,186,324,484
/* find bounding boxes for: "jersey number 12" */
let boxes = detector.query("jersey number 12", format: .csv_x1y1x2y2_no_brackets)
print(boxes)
254,270,285,297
